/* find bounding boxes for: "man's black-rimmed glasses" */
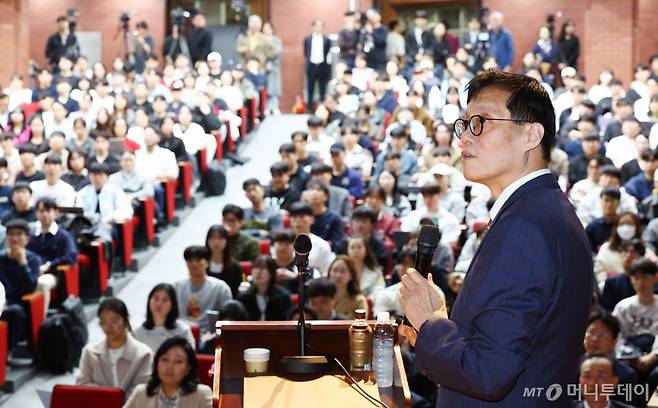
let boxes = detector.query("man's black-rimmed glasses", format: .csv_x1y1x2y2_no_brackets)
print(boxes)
453,115,532,139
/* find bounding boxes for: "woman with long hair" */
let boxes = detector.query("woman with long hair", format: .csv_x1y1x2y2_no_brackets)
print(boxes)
24,114,50,154
124,336,212,407
346,236,385,298
556,19,580,70
95,107,113,133
134,283,196,353
76,298,152,399
594,212,643,284
328,255,368,319
238,255,292,321
420,121,460,171
377,170,411,217
205,225,243,298
5,108,29,144
67,117,93,157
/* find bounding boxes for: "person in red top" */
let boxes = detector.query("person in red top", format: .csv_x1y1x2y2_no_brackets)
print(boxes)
364,186,400,246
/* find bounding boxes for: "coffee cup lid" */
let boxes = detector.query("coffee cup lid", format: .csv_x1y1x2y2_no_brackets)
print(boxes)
244,348,270,362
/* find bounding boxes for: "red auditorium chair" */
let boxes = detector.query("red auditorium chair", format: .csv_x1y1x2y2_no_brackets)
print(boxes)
133,197,156,247
197,354,214,388
0,321,7,387
259,87,267,120
282,214,290,228
50,263,80,305
249,98,258,131
367,298,373,320
21,291,45,351
115,220,134,271
240,106,248,138
177,162,193,205
51,385,123,408
78,242,111,300
190,324,200,350
196,148,209,175
162,179,177,223
212,130,223,160
290,294,299,305
258,240,270,255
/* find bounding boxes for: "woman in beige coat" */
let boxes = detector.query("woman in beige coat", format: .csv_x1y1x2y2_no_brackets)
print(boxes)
124,336,212,408
76,298,152,400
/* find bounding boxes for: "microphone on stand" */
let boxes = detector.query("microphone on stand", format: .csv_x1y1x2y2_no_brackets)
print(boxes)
278,233,329,375
400,225,441,331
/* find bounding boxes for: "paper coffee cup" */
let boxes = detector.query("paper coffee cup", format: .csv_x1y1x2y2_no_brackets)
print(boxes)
244,348,270,374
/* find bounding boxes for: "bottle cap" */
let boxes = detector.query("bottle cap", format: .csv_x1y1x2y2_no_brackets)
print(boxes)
376,311,390,323
354,309,366,319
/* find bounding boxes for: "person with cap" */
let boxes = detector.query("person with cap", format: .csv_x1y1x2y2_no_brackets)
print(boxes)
577,165,638,226
30,154,76,207
205,52,222,79
77,163,133,241
0,218,41,357
264,162,302,213
400,181,461,245
242,178,282,239
310,162,352,223
330,142,364,199
0,182,36,225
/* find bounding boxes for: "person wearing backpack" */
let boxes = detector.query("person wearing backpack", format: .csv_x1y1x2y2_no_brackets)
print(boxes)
76,298,152,400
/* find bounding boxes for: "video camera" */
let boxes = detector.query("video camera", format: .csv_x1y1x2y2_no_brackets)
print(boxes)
170,7,190,28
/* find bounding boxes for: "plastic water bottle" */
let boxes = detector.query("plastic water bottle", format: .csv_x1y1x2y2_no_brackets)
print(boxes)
372,311,394,387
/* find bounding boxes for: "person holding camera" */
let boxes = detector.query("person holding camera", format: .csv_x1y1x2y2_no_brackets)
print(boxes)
361,9,388,71
129,21,154,75
188,12,213,64
45,15,80,70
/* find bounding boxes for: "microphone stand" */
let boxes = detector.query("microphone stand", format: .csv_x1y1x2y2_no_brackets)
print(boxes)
277,254,329,375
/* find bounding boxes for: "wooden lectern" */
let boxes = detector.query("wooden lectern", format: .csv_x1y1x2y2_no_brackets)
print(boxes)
212,321,412,407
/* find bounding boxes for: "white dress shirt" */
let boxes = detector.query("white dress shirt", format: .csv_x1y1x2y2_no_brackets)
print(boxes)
489,168,552,221
30,179,76,207
310,33,325,65
135,146,179,182
606,135,639,168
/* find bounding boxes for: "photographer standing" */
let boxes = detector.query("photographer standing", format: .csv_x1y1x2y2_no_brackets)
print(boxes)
361,9,388,71
188,12,213,64
130,21,154,75
45,15,80,70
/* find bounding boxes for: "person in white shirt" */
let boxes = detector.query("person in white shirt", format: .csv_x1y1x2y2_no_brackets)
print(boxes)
341,126,373,180
35,132,69,171
577,165,638,226
606,117,644,168
306,115,334,162
136,126,179,219
30,155,75,207
0,133,21,178
415,163,466,222
288,202,335,276
172,105,216,165
401,182,461,245
46,101,74,140
109,151,154,204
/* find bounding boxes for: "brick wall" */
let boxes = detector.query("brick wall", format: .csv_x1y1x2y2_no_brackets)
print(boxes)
635,0,658,68
28,0,166,70
0,0,30,85
270,0,373,111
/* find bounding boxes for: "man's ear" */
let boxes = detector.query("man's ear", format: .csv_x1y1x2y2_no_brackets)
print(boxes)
525,122,545,153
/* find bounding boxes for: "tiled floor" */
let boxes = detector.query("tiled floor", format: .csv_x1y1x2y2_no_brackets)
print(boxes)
3,114,308,407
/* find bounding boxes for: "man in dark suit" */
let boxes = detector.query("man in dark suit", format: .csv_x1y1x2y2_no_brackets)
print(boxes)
45,15,80,69
400,71,593,407
304,20,331,111
405,10,434,67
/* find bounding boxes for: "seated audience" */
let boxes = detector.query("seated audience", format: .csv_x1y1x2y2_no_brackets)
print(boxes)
309,162,352,222
0,219,40,356
109,151,155,209
599,240,652,311
577,165,638,226
330,143,364,199
29,155,76,207
221,204,259,262
401,182,461,245
124,336,212,408
305,179,345,248
205,225,243,298
175,245,232,335
27,198,78,311
238,255,292,321
264,162,301,213
327,256,368,319
594,213,642,284
278,142,311,192
242,178,282,238
346,236,385,299
61,149,90,191
15,145,45,183
88,132,120,174
586,187,620,253
376,169,412,217
134,283,196,353
624,147,657,202
570,156,604,208
306,277,342,320
574,355,633,408
336,206,389,270
288,202,335,275
0,183,36,225
0,158,11,215
76,297,153,399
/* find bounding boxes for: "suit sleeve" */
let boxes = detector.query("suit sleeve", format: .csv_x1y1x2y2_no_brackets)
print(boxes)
414,216,557,401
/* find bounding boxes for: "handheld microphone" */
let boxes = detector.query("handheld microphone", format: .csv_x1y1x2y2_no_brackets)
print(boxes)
401,225,441,331
293,233,312,275
415,225,441,278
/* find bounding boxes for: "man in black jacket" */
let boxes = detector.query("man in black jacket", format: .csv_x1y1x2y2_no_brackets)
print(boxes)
405,10,434,67
338,11,359,68
304,19,331,111
362,9,388,71
187,12,213,64
45,15,79,69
